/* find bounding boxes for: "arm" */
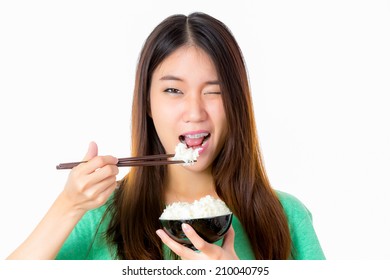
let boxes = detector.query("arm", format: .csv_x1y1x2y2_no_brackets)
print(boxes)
6,142,119,259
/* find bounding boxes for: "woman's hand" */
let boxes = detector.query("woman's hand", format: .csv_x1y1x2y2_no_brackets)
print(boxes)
156,224,238,260
7,142,119,259
60,141,119,214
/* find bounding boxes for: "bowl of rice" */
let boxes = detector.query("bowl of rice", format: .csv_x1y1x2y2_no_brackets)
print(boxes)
159,195,233,250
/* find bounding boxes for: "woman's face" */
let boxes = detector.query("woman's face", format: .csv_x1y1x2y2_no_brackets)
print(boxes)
149,45,227,172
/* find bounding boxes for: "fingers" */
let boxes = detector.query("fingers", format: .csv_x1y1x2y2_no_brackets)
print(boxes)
82,141,98,161
157,224,238,260
82,177,118,208
66,173,118,211
77,155,119,175
156,229,196,259
78,141,118,174
93,164,119,183
62,142,119,212
181,223,218,257
156,223,222,260
221,226,235,250
70,161,119,200
83,174,117,199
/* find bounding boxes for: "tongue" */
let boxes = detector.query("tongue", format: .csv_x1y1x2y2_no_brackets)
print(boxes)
185,137,205,147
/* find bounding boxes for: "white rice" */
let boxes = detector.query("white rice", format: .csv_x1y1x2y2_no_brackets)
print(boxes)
172,142,200,166
160,195,232,220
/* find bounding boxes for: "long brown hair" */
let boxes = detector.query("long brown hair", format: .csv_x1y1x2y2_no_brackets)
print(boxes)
106,12,291,259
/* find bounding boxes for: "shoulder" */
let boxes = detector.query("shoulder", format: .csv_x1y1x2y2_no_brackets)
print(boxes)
275,190,312,221
274,190,325,260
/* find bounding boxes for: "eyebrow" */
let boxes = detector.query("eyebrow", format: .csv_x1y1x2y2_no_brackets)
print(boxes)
159,75,220,85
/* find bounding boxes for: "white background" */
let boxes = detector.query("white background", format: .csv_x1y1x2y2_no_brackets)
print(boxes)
0,0,389,260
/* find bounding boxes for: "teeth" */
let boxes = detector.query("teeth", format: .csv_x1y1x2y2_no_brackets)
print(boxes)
185,133,209,139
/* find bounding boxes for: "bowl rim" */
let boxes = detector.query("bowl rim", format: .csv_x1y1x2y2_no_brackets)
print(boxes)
159,212,232,221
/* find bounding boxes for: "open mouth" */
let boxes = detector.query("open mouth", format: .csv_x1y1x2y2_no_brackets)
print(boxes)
179,132,210,149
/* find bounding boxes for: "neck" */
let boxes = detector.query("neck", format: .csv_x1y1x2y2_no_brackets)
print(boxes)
164,165,217,204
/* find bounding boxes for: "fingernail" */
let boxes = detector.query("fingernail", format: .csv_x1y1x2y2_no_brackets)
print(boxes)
182,223,190,232
156,230,162,237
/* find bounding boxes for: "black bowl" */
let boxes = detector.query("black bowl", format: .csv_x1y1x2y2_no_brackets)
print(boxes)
159,213,233,250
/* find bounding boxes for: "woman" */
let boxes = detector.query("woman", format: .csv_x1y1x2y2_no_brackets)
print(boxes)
7,12,325,260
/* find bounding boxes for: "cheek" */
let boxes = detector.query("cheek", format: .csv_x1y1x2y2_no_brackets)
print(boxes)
217,111,228,146
150,101,177,145
149,92,159,119
209,102,228,132
150,114,170,151
151,107,167,132
218,117,228,144
151,103,177,126
150,91,177,120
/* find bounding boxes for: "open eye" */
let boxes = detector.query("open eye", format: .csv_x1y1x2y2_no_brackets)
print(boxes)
164,88,183,95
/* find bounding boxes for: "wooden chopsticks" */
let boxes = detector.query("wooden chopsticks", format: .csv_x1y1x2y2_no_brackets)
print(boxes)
56,153,184,170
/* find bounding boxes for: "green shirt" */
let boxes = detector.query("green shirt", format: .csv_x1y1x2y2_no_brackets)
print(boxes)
56,191,325,260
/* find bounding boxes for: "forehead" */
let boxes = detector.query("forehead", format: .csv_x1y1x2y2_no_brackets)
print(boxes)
153,45,218,79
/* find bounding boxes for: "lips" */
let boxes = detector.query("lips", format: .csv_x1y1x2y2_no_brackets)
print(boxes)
179,131,210,148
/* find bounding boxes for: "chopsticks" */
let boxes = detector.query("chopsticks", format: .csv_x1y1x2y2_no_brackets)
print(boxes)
56,153,186,170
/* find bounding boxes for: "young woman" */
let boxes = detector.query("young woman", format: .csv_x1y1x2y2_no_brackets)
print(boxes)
7,12,325,260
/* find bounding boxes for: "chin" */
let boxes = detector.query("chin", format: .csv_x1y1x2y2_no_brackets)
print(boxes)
185,157,213,172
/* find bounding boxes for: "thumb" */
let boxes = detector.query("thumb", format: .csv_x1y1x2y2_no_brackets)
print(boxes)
221,226,235,250
82,141,98,161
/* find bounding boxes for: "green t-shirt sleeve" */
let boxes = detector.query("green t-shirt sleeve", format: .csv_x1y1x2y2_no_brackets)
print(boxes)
55,205,114,260
277,191,326,260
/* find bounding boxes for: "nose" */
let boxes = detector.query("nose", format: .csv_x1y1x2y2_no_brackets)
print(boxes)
182,93,207,123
